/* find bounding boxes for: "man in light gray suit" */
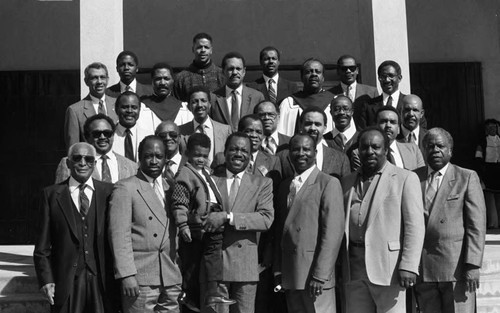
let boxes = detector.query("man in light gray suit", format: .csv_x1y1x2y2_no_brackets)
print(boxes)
205,132,274,313
56,113,137,183
109,135,182,313
414,128,486,313
64,62,118,149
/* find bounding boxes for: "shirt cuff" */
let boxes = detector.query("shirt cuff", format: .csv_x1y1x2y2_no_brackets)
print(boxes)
228,212,234,225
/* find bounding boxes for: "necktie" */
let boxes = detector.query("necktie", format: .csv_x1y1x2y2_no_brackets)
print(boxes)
347,85,355,102
386,95,393,107
228,174,240,208
425,171,440,212
98,99,106,115
268,79,277,104
153,178,165,204
387,148,396,164
231,90,239,131
408,132,415,144
197,124,205,134
165,160,175,179
101,155,112,183
125,85,132,92
264,136,277,155
202,169,223,205
124,128,134,161
287,178,298,208
79,184,90,217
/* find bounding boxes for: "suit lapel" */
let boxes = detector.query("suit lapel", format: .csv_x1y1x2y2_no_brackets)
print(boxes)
396,141,409,168
232,173,257,212
83,97,96,119
136,173,167,227
105,95,118,122
428,165,455,225
285,167,319,225
366,164,394,227
56,183,79,241
217,96,231,124
321,145,333,172
254,151,268,175
240,87,252,116
214,174,231,213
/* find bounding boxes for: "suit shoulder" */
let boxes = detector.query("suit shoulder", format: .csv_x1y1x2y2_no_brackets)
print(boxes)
107,83,120,92
452,164,478,177
94,179,114,192
245,85,264,96
317,170,341,184
212,120,232,131
116,153,138,168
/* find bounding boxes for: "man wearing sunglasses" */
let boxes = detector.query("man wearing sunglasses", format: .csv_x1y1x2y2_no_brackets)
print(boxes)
329,55,379,130
55,114,138,184
34,142,117,313
155,121,187,186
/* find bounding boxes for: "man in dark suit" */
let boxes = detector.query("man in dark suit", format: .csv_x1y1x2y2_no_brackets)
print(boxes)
279,107,350,179
141,63,193,126
414,128,486,313
324,95,359,156
274,134,345,313
328,55,378,129
247,46,299,106
64,62,118,149
359,60,427,129
179,86,232,165
106,51,152,98
254,100,291,154
155,121,187,186
109,136,182,313
210,52,265,132
202,132,274,313
396,94,427,155
34,142,115,313
56,113,138,183
174,33,226,102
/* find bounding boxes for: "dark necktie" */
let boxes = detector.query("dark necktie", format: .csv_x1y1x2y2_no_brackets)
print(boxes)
101,155,112,183
287,179,299,209
386,95,393,107
124,128,134,161
98,99,106,115
165,160,175,179
408,132,415,144
264,136,277,155
268,79,277,104
125,85,132,92
387,147,396,165
228,174,240,208
79,184,90,217
231,90,239,131
202,169,223,205
197,124,205,134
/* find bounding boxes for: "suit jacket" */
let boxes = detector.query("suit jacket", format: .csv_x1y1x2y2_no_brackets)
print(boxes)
324,128,359,156
179,119,232,157
212,169,274,282
415,164,486,282
209,85,265,131
247,76,299,106
108,171,182,286
105,81,153,98
341,163,425,286
64,95,118,149
397,127,428,156
274,167,344,290
33,179,114,307
350,141,425,172
279,144,351,179
54,152,138,184
329,83,379,129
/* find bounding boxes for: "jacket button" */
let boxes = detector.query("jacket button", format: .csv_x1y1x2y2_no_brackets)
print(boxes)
73,263,77,267
440,219,445,223
149,216,153,220
159,249,163,253
237,244,242,248
153,233,158,237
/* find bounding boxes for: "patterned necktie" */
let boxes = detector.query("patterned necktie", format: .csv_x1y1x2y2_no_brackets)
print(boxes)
79,184,90,217
264,136,277,155
98,99,106,115
287,178,299,208
408,132,415,144
347,85,355,102
101,155,112,183
125,85,132,92
268,79,277,104
124,128,134,161
425,171,440,212
387,147,396,164
197,124,205,134
231,90,240,131
386,95,393,107
153,178,165,204
228,174,240,208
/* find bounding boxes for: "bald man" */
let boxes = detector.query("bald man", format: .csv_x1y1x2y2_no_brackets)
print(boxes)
396,95,427,155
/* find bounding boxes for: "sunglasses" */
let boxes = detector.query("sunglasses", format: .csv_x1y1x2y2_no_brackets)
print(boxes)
90,130,114,139
71,155,96,164
157,131,179,139
339,66,357,72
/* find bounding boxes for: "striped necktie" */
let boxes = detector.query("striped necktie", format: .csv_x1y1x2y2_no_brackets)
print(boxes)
268,79,277,104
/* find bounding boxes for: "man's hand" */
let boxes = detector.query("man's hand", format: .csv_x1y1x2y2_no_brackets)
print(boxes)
308,277,324,298
180,228,192,242
399,270,417,288
203,212,227,232
41,283,55,305
121,276,140,297
464,267,480,292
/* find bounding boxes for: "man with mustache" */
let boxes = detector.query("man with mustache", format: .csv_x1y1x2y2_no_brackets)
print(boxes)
254,100,291,155
56,114,138,183
155,121,187,187
324,95,359,157
414,128,486,313
141,63,193,126
64,62,118,149
106,50,153,98
174,33,226,102
210,52,265,132
359,60,427,129
396,94,427,155
279,106,350,179
179,86,232,165
278,58,336,136
247,46,299,106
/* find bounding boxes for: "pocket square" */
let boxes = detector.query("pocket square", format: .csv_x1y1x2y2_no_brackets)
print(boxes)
447,194,459,200
258,165,268,176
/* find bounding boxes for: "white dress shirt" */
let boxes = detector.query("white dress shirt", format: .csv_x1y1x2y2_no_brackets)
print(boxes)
225,85,243,116
316,140,327,170
89,94,107,115
95,151,119,183
383,90,401,107
166,152,183,175
69,176,94,213
389,141,404,168
194,117,215,162
263,73,279,92
120,79,137,93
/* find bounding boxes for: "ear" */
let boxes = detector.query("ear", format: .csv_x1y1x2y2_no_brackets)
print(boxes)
421,109,425,117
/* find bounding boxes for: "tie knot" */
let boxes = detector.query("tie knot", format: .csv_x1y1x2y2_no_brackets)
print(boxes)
125,85,132,91
167,160,175,166
269,78,275,84
79,183,87,191
125,128,132,134
233,174,239,179
232,89,238,95
99,99,104,104
101,154,109,160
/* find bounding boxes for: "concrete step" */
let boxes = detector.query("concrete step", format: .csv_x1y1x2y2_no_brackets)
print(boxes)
0,293,49,313
0,245,39,295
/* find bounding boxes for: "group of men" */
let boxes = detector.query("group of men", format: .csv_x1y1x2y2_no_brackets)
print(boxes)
34,32,486,313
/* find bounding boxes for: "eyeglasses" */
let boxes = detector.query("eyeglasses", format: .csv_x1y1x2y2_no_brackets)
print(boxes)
90,130,114,139
258,112,278,120
157,131,179,139
70,155,96,164
339,66,357,72
378,74,399,81
331,107,352,114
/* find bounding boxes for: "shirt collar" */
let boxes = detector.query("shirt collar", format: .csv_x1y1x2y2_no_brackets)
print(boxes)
193,116,213,130
120,79,137,93
383,90,400,103
389,140,398,151
269,130,280,144
401,124,420,138
169,151,182,165
140,171,157,184
428,162,449,178
69,176,95,192
226,169,245,180
89,94,105,104
263,73,279,85
98,151,117,162
333,121,356,140
116,123,137,133
225,84,243,97
340,81,357,92
294,164,315,182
